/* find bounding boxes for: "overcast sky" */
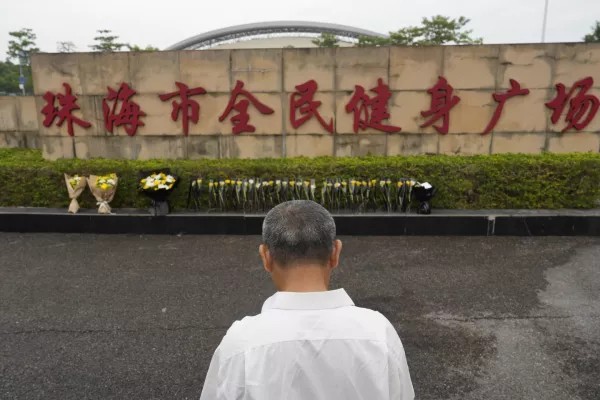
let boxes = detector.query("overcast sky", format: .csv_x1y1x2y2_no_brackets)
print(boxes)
1,0,598,56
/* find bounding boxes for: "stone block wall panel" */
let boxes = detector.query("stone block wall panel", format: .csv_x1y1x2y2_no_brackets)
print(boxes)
4,44,599,158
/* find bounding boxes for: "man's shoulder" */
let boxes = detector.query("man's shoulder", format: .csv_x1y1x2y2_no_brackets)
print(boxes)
216,314,267,360
217,306,395,360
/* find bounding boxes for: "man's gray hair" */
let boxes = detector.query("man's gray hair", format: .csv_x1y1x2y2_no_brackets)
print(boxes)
262,200,336,267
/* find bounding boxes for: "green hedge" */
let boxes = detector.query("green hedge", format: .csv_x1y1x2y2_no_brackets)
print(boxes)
1,148,599,209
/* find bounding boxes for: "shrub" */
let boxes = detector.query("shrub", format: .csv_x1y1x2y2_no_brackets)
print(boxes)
1,149,599,210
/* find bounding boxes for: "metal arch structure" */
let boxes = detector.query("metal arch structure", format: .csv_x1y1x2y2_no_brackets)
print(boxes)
166,21,388,50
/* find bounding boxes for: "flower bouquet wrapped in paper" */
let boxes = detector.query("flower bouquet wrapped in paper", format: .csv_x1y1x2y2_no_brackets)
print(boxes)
88,173,118,214
64,173,87,214
138,169,179,216
413,182,437,215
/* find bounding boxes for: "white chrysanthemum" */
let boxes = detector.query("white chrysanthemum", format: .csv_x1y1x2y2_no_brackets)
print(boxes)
276,180,281,185
153,175,161,180
166,176,174,183
158,184,168,190
107,179,115,185
249,179,255,185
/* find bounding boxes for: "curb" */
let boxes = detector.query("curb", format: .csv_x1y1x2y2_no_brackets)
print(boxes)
1,209,599,236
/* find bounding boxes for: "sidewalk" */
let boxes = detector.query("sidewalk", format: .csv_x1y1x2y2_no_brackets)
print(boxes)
1,208,599,235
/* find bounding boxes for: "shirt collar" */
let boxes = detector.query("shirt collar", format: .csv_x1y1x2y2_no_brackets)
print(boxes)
261,289,354,312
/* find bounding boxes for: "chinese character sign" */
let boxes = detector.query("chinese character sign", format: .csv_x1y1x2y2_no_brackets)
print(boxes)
546,77,599,132
103,83,146,136
219,80,275,134
345,78,401,133
41,83,91,136
39,77,599,137
159,82,207,136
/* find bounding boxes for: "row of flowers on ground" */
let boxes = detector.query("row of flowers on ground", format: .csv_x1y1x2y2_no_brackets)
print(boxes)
65,171,436,216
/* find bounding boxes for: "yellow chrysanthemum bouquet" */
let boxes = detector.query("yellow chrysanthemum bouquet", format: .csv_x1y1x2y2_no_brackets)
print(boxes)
138,169,179,215
88,173,118,214
64,173,88,214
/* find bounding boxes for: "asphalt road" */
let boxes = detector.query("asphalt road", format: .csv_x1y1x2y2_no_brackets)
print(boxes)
0,234,599,400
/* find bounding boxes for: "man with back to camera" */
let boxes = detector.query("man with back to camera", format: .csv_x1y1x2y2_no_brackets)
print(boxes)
200,200,414,400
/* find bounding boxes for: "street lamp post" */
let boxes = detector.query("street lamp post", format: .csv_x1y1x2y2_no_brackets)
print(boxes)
18,50,26,95
541,0,549,43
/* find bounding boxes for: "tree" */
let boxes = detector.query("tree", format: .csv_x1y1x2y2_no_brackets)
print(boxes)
89,30,127,52
0,61,33,94
126,44,160,52
583,21,600,43
6,28,39,64
358,15,482,47
57,41,77,53
312,33,339,48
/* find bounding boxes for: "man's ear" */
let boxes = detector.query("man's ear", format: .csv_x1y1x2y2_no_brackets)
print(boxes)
259,244,273,273
329,239,342,270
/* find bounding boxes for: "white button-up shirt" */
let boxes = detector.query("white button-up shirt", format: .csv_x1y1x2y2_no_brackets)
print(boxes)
200,289,414,400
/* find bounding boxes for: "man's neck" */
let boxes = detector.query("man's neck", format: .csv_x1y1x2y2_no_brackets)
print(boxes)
275,264,329,293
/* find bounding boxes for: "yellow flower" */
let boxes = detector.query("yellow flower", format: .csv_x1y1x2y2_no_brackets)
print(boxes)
269,180,274,185
141,179,146,183
225,179,231,184
154,181,159,186
100,183,108,190
154,187,158,191
341,181,347,186
362,181,367,186
304,181,310,186
168,184,173,189
397,182,403,187
371,179,376,184
237,180,242,185
386,180,391,185
208,182,213,187
290,181,296,186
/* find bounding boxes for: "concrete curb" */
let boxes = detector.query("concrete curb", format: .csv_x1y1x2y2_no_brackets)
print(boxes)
1,208,600,236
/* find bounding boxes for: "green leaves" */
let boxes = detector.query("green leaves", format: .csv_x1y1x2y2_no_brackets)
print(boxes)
583,21,600,43
1,149,600,210
358,15,482,47
6,28,39,64
312,33,340,48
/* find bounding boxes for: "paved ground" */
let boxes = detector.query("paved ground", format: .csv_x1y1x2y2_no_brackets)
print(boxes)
0,234,599,400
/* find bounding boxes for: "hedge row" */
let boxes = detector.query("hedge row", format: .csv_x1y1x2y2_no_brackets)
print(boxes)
1,148,600,210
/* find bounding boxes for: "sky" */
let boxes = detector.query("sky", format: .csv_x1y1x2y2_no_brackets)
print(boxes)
1,0,599,56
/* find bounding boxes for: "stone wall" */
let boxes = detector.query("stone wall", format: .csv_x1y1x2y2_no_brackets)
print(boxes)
1,43,599,160
0,96,39,149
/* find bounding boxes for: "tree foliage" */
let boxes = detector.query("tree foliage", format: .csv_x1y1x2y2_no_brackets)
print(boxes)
6,28,39,64
583,21,600,43
358,15,482,47
0,61,33,94
89,30,128,52
57,41,77,53
88,30,159,52
126,44,160,52
312,33,339,48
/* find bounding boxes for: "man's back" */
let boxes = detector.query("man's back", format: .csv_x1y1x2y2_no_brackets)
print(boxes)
200,290,414,400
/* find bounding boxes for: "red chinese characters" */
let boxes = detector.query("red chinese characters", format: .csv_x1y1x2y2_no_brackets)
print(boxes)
345,78,401,133
546,77,599,132
159,82,207,136
290,80,333,133
41,83,91,136
483,79,530,135
219,80,274,134
421,77,460,135
103,83,146,136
